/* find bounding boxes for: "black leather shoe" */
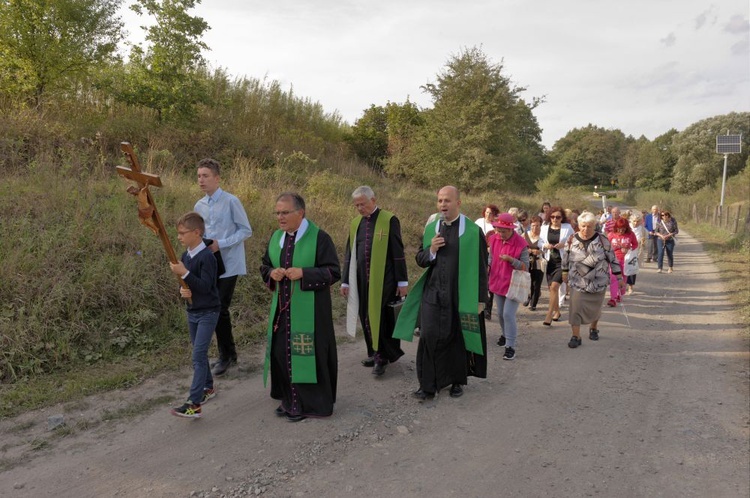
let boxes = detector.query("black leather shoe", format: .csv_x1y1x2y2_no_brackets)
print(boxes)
372,361,387,376
286,413,306,422
274,406,285,417
361,357,375,367
212,360,232,377
413,388,434,400
449,384,463,398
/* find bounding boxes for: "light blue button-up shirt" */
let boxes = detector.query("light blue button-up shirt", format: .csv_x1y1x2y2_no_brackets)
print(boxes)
194,188,252,278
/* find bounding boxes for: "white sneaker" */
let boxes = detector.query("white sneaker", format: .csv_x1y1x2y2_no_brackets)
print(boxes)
667,268,673,273
656,269,662,274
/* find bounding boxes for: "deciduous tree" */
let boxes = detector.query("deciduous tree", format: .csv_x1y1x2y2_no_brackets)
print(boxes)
0,0,123,107
114,0,210,122
671,112,749,194
388,47,544,192
547,125,629,187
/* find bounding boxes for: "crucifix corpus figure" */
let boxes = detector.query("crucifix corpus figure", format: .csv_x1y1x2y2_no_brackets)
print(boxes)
116,142,191,301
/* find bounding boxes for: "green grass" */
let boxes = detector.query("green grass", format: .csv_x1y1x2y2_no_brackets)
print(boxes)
681,224,750,337
0,346,188,418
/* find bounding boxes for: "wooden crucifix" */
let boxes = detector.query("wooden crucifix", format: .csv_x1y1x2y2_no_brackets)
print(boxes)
116,142,191,302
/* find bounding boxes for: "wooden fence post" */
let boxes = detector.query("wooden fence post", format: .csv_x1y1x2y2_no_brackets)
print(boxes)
733,206,742,234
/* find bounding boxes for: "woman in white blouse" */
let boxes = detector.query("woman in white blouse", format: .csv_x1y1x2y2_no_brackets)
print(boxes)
538,206,575,326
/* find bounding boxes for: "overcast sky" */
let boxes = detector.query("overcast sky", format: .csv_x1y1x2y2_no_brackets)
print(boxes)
121,0,749,148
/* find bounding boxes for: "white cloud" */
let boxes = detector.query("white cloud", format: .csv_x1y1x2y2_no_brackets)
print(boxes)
118,0,750,148
661,33,677,47
724,14,750,33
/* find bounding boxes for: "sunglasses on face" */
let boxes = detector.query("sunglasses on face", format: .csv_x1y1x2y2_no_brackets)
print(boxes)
549,215,562,220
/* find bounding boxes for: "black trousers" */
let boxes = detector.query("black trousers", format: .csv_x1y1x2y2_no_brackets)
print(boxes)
529,269,545,307
216,276,238,361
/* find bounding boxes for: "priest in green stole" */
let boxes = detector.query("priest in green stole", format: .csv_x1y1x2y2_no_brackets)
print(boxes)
260,193,340,422
394,186,488,399
341,186,408,377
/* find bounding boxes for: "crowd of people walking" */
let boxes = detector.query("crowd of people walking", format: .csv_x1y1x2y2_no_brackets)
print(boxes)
164,161,678,421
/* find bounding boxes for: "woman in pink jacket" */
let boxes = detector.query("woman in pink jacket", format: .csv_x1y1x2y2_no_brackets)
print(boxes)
606,218,638,306
488,213,529,361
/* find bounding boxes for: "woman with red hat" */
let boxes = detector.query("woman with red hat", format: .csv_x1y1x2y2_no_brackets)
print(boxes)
488,213,529,360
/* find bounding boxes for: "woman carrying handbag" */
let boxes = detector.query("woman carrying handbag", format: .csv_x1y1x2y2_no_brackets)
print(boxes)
488,213,529,361
655,211,679,273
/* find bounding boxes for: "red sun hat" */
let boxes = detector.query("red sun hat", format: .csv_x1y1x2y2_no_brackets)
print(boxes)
491,213,516,229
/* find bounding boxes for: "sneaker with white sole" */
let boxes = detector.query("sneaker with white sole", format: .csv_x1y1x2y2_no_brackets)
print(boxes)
201,388,216,404
503,347,516,360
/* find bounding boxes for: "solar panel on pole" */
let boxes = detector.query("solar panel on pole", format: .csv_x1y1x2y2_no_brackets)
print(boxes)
716,134,742,216
716,135,742,154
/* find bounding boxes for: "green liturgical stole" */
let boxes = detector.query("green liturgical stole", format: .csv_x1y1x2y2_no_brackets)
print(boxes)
349,210,393,351
393,215,483,355
264,221,319,386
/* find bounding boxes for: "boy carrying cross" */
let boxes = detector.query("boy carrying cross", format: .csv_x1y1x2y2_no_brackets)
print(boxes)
169,212,221,418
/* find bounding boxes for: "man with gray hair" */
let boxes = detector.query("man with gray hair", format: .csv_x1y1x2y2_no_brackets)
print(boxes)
260,192,340,421
644,205,660,263
341,186,408,377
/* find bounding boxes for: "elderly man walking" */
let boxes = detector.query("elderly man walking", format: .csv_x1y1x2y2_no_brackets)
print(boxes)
341,186,408,377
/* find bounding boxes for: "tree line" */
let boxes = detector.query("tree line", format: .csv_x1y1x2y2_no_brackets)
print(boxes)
1,0,747,194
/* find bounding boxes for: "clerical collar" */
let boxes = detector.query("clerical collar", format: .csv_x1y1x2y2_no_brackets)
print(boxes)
443,214,460,226
366,207,380,219
280,218,309,247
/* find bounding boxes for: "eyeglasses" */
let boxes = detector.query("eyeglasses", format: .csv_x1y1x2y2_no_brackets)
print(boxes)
519,218,527,222
273,209,298,217
549,215,562,220
661,214,669,218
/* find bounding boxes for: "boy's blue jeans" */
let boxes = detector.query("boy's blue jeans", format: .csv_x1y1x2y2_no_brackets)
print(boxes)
187,310,219,405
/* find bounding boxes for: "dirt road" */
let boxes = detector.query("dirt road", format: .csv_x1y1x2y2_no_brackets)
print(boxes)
2,230,748,497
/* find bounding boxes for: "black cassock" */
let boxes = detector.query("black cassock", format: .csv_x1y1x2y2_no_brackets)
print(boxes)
416,221,488,394
342,208,408,363
260,227,340,418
